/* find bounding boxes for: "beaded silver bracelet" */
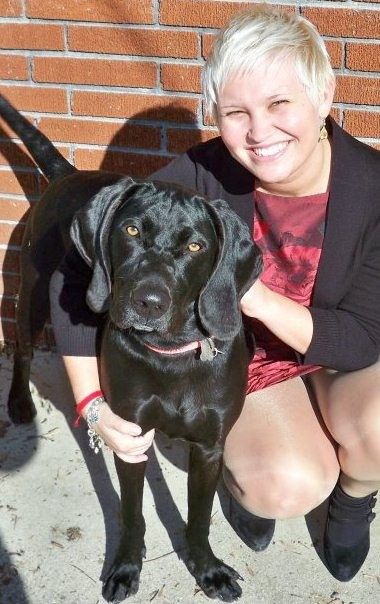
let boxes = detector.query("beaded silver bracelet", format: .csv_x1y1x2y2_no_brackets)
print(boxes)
85,395,106,454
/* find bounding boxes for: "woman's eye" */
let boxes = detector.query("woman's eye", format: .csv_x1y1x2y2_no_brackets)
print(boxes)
188,242,202,252
271,99,289,107
126,225,140,237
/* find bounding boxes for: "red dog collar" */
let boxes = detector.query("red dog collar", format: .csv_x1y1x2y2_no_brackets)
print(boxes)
144,337,223,362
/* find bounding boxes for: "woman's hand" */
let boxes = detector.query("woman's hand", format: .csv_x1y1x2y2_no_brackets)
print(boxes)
62,356,155,463
86,401,155,463
240,279,313,355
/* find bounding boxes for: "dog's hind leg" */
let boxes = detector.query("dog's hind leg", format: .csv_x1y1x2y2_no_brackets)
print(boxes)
186,444,243,602
8,238,51,424
102,455,147,602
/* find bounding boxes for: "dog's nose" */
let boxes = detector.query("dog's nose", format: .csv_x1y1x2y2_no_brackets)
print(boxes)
131,284,171,319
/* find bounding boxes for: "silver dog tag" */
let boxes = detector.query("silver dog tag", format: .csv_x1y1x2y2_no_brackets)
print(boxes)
200,338,217,362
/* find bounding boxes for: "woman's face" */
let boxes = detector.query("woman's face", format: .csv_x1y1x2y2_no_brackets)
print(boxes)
217,57,334,196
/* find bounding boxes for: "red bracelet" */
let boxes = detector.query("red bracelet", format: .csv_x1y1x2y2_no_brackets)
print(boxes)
75,390,104,426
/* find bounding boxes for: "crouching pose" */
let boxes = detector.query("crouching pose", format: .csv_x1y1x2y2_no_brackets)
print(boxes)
50,6,380,582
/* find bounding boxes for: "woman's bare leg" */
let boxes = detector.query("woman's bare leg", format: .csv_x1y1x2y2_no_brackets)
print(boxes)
308,361,380,496
223,375,340,519
307,362,380,581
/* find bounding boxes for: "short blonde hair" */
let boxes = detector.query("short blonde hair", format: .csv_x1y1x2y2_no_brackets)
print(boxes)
203,5,335,117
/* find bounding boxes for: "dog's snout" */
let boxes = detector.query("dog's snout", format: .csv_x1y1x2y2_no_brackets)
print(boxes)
131,283,171,319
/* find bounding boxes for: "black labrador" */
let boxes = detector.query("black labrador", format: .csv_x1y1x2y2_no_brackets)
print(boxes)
0,94,262,602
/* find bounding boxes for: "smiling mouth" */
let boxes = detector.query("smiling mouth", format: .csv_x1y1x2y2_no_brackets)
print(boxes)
251,141,289,157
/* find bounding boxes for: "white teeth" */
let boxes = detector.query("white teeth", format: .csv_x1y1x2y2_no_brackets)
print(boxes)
253,142,288,157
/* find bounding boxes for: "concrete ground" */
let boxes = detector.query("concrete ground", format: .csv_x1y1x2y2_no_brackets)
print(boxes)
0,350,379,604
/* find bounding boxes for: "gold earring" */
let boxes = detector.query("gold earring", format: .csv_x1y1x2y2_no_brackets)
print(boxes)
319,119,328,141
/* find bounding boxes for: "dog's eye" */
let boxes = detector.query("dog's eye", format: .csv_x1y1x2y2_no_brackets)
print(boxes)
187,242,202,252
126,225,140,237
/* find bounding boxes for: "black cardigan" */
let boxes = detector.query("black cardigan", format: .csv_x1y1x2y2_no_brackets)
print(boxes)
151,117,380,371
51,118,380,372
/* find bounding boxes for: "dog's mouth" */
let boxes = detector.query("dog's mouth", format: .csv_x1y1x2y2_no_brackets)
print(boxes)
131,323,155,333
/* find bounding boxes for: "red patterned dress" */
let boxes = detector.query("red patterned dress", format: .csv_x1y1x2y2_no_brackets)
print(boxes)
246,190,329,394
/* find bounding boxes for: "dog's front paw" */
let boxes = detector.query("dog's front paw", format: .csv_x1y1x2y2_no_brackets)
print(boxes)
102,563,141,603
189,557,243,601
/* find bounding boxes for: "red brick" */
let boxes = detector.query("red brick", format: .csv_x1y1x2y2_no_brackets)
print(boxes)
203,102,216,127
346,43,380,73
0,197,30,221
0,24,64,50
0,169,39,196
302,8,380,39
26,0,154,23
33,57,156,89
0,87,67,114
335,75,380,106
0,248,21,273
0,0,22,17
0,222,25,247
330,107,342,126
167,128,217,153
0,111,39,141
325,40,343,70
0,141,39,170
68,26,198,59
0,55,28,81
0,319,16,343
0,273,20,297
38,117,161,150
343,110,380,139
202,34,215,60
161,64,202,93
73,91,199,123
0,297,16,321
0,315,53,346
161,0,294,27
74,148,171,178
0,137,70,172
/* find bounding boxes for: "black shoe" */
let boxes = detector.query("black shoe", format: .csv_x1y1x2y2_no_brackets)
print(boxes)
324,483,377,582
227,494,275,551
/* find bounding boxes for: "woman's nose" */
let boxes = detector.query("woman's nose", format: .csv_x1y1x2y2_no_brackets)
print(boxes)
246,113,271,143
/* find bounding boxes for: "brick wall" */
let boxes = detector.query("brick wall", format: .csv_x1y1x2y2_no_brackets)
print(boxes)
0,0,379,344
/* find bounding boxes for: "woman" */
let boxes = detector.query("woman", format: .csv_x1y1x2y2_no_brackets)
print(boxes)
50,6,380,582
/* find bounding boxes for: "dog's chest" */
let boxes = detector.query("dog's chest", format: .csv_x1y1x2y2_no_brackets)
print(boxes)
102,330,246,448
136,381,223,446
105,359,225,446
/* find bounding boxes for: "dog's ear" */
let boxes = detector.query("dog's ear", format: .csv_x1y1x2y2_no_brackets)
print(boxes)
198,199,262,340
70,176,140,313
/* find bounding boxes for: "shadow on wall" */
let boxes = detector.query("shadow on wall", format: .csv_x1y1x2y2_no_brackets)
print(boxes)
0,103,207,597
0,122,49,349
0,103,206,349
98,104,203,176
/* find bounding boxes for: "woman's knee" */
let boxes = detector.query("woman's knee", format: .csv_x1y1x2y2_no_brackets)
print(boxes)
324,388,380,465
338,411,380,481
313,364,380,446
224,459,339,519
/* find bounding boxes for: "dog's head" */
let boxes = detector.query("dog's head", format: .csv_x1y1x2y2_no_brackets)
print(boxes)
70,177,262,341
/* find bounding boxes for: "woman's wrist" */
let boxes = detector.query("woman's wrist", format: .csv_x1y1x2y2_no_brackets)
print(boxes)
240,279,271,322
240,280,313,354
75,390,108,454
76,389,104,418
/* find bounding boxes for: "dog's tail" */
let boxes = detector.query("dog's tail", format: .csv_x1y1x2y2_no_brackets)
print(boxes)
0,94,75,181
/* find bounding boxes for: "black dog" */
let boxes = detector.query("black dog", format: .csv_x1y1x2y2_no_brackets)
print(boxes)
0,94,262,602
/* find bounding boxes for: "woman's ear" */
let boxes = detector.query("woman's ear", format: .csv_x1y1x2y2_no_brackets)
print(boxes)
319,76,336,118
